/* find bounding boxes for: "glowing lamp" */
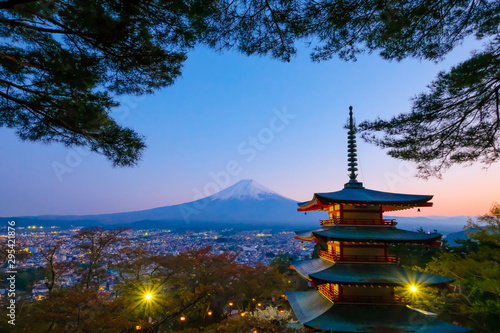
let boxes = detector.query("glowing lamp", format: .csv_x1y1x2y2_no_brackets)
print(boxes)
240,312,245,317
207,310,212,316
410,286,417,292
135,325,141,330
145,293,152,300
228,302,233,306
180,316,186,321
257,303,262,307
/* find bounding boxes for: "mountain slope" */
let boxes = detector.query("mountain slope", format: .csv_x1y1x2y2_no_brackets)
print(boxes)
6,180,317,228
2,180,472,233
443,228,479,246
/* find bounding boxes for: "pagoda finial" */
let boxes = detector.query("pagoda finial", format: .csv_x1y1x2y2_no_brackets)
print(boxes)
345,106,364,189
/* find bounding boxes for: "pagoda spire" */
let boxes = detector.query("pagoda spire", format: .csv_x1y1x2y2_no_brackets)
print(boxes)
345,106,364,188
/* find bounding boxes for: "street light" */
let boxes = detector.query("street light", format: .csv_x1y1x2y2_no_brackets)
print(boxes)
207,310,212,316
180,316,186,321
410,286,417,293
228,302,233,306
145,293,152,300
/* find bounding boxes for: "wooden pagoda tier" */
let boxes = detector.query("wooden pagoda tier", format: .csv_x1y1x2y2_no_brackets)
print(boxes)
291,258,453,288
295,226,442,244
286,107,469,332
297,187,433,213
285,291,470,333
288,210,470,332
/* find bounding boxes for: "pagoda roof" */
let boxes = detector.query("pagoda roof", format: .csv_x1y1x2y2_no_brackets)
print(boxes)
295,226,441,243
294,228,322,241
290,258,335,279
291,258,453,286
297,187,433,212
286,291,470,333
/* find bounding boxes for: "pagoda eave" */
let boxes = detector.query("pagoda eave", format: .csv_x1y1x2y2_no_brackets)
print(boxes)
291,258,454,287
309,266,454,287
297,189,434,212
286,291,471,333
312,227,442,243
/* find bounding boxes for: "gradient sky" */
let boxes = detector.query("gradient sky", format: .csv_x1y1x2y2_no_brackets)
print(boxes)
1,39,499,218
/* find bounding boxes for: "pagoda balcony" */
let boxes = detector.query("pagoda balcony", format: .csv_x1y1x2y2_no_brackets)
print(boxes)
319,250,399,264
320,218,397,226
318,284,405,304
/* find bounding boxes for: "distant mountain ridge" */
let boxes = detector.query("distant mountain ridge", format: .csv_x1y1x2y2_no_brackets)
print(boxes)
3,180,318,229
386,215,471,235
443,228,479,246
1,179,473,233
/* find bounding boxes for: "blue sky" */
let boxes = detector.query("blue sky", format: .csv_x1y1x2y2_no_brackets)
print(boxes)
1,39,499,217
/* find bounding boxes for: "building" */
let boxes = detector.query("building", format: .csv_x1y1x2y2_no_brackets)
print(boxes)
286,107,470,333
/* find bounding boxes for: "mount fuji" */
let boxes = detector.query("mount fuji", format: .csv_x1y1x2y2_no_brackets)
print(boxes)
6,180,318,229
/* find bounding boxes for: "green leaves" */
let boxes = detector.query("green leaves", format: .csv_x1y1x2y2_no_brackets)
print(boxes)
1,0,194,166
360,37,500,177
2,1,499,168
422,205,500,332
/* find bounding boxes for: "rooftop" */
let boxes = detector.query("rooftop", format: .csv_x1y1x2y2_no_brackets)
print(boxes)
286,291,470,333
291,258,453,286
295,227,442,243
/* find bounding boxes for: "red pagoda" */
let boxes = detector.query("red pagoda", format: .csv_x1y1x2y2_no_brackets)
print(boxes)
285,107,470,333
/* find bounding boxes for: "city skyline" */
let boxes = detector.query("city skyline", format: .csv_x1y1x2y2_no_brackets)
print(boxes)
1,40,498,218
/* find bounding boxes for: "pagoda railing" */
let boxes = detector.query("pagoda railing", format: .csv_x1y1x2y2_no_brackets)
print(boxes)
318,250,336,262
320,218,397,226
318,285,405,304
319,250,399,264
336,294,405,304
318,284,337,302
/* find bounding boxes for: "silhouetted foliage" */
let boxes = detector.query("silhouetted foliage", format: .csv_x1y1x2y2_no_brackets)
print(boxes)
270,253,293,274
2,1,499,169
389,227,444,267
420,204,500,332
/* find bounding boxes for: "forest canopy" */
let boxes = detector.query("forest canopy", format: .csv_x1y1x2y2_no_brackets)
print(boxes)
1,0,499,174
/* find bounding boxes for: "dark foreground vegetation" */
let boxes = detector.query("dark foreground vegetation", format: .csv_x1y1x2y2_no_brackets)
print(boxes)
1,204,499,332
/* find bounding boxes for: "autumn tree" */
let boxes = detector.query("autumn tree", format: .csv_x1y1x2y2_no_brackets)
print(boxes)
37,240,65,292
71,226,130,290
5,240,289,332
110,246,286,331
112,244,153,283
201,313,301,333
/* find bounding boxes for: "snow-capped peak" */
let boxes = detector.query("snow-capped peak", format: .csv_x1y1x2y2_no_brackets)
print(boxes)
209,179,285,201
